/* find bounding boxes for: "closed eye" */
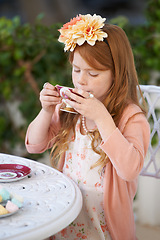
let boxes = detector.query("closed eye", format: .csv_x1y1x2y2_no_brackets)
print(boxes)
74,69,80,73
89,72,99,77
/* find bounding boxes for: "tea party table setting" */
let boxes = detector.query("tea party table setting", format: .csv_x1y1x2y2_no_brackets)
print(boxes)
0,153,83,240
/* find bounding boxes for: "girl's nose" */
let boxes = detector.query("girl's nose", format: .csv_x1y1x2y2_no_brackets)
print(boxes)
78,73,87,85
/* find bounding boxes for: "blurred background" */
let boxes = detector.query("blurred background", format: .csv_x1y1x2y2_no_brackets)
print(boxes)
0,1,160,239
0,0,154,156
0,0,147,25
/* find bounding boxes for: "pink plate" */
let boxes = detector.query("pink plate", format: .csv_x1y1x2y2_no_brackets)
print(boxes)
0,164,31,182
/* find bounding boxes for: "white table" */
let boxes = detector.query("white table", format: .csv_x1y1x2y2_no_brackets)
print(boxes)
0,153,83,240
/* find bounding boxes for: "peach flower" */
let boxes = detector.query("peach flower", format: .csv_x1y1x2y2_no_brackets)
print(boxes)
58,14,108,52
60,15,82,30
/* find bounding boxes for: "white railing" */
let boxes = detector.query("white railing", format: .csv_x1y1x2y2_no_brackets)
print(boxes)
139,85,160,178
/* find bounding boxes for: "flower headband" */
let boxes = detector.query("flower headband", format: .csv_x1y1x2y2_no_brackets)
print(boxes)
58,14,108,52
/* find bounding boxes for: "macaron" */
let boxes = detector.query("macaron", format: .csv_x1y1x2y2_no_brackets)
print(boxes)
6,201,19,213
0,204,9,215
0,188,10,201
11,198,23,208
11,193,23,203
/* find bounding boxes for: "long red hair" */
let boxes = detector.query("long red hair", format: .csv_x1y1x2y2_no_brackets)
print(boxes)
50,23,145,169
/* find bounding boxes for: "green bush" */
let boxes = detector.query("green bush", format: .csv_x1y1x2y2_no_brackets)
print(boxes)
135,0,160,84
118,0,160,85
0,0,160,157
0,15,71,157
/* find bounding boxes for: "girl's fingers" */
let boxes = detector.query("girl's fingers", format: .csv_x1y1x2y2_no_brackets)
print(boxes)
65,97,93,114
40,83,62,112
42,83,60,97
72,88,94,99
41,97,62,111
43,82,55,90
40,94,61,103
65,89,94,103
64,90,84,103
42,89,59,97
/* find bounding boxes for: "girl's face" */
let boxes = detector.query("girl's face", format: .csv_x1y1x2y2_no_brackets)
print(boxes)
72,51,113,102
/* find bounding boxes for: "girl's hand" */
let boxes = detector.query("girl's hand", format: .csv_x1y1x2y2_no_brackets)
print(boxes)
65,88,116,140
40,83,62,113
64,88,107,121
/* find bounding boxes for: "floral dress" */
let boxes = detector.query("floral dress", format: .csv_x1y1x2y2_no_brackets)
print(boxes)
52,118,111,240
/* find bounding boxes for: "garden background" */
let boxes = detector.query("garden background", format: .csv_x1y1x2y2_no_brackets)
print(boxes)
0,0,160,238
0,0,160,158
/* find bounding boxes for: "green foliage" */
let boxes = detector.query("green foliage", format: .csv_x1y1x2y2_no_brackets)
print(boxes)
119,0,160,85
109,1,160,84
0,0,160,157
0,15,71,156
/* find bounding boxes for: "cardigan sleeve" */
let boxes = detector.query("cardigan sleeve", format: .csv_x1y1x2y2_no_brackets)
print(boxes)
100,112,150,181
25,105,61,154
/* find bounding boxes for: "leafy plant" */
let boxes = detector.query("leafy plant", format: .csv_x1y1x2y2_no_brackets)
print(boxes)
110,1,160,148
0,15,71,157
0,0,160,158
115,0,160,85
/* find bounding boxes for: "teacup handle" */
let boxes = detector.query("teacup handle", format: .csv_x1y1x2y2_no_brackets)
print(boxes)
60,87,73,108
59,87,70,100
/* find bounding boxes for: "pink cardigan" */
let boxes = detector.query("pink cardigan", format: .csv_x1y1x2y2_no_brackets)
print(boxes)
25,104,150,240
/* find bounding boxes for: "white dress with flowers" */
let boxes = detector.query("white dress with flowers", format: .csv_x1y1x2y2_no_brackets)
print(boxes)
52,118,111,240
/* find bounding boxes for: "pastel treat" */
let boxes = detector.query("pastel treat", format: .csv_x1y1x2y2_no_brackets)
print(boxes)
0,195,2,203
11,197,23,208
0,188,10,201
0,204,9,215
11,193,23,203
6,201,19,213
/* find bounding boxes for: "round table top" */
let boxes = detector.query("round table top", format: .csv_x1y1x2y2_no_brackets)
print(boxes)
0,153,82,240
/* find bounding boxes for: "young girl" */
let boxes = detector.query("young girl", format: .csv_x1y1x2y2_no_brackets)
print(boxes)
25,14,150,240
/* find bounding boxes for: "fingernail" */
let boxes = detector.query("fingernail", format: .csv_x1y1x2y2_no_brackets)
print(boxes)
65,89,70,93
